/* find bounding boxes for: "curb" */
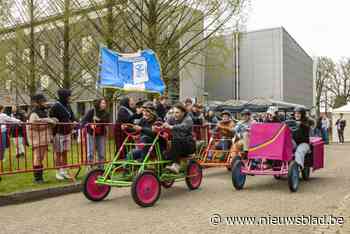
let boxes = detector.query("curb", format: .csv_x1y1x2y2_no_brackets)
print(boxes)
0,182,82,207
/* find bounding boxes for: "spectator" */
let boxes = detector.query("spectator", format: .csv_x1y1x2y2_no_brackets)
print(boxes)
0,104,22,181
205,110,218,127
28,94,57,184
321,114,330,144
154,96,168,120
190,103,204,126
9,105,27,158
184,98,193,113
336,113,346,144
310,118,322,138
117,97,137,124
49,89,76,181
265,106,281,123
133,100,145,125
81,98,111,169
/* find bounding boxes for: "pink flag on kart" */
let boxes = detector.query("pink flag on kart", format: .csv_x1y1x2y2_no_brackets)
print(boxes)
248,123,293,161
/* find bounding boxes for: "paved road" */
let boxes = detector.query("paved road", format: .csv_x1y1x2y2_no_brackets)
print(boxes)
1,144,350,234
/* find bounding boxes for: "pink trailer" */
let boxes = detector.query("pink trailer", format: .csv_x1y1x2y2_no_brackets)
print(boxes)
231,123,325,192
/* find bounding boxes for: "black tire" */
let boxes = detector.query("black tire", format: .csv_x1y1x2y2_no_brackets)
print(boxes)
301,167,311,181
288,161,300,192
185,161,203,190
83,169,111,202
274,175,282,180
131,171,161,207
231,159,246,190
227,155,241,171
161,180,175,188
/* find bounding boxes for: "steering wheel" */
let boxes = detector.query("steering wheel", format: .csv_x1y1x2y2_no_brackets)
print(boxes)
121,123,141,136
153,121,172,139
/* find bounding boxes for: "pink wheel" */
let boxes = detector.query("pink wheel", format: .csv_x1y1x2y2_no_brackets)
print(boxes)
131,171,161,207
83,169,111,202
186,161,203,190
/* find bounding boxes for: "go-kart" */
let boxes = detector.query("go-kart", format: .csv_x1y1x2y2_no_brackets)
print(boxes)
231,123,324,192
82,122,203,207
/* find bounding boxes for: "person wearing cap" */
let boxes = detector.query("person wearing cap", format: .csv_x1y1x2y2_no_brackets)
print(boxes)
49,88,76,180
127,102,160,162
0,104,22,182
292,107,311,168
28,94,58,184
265,106,281,123
208,110,235,160
163,103,195,173
81,98,111,169
234,109,253,152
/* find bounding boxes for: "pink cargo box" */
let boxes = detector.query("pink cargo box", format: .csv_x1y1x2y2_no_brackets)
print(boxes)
310,137,324,170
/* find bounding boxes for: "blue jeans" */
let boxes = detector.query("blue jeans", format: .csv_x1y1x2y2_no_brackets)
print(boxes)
87,134,106,168
321,128,329,144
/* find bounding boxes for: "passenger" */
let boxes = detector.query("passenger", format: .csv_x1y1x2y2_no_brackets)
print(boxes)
234,109,253,152
128,102,159,162
265,106,281,123
117,97,137,124
292,107,311,168
163,103,195,174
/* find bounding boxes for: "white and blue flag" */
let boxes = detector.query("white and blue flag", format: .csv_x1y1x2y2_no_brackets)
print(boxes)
98,46,166,94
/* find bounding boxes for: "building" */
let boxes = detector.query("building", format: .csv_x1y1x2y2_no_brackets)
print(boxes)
205,27,314,108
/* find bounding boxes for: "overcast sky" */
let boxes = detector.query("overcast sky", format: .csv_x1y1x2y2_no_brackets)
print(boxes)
247,0,349,59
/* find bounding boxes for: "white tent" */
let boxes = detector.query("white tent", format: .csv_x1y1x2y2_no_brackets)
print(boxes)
332,103,350,143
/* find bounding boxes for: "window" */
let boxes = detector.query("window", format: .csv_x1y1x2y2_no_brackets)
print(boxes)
81,36,93,54
5,53,14,66
40,75,49,89
23,48,30,62
81,69,94,86
5,80,12,91
40,44,46,59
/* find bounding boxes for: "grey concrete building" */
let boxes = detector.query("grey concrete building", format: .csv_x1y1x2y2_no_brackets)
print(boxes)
205,27,314,108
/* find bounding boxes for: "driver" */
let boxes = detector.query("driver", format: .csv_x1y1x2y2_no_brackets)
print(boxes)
163,103,195,173
127,102,159,161
292,107,311,168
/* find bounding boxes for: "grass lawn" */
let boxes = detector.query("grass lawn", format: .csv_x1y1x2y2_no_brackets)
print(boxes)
0,138,116,195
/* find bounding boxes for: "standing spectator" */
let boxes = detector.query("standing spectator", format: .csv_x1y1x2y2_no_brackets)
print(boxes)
190,103,204,126
205,110,218,126
9,106,27,158
336,113,346,144
309,118,322,138
49,89,76,180
184,98,193,113
28,94,57,184
0,104,22,181
321,114,330,144
117,97,136,124
154,96,168,120
81,98,111,169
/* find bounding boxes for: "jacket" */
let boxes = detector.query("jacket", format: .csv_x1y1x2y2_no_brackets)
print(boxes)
49,101,76,135
293,121,310,145
169,113,194,142
81,108,110,136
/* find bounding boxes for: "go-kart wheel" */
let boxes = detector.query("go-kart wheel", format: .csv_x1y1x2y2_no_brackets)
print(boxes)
231,159,246,190
288,161,300,192
131,171,161,207
83,169,111,202
301,167,311,181
185,161,203,190
161,180,175,188
227,155,241,171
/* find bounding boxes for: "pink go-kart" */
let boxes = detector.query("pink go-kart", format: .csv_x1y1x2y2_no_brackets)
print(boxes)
231,123,324,192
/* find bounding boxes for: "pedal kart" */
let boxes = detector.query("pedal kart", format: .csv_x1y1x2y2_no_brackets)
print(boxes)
197,131,244,171
231,123,324,192
82,122,203,207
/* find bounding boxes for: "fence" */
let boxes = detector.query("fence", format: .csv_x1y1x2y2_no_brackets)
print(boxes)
0,123,210,177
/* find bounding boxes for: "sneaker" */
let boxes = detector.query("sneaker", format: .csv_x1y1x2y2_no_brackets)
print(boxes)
165,163,180,174
33,178,44,184
56,171,65,180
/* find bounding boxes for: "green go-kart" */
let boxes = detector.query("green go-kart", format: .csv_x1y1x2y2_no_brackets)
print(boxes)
82,122,203,207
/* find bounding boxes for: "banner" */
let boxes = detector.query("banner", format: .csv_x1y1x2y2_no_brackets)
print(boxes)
98,46,166,94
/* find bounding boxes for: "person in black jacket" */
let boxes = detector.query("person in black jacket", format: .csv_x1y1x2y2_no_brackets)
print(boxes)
9,105,27,158
81,98,110,169
292,107,311,168
127,102,158,161
117,97,136,124
154,96,168,120
163,103,195,173
49,89,76,180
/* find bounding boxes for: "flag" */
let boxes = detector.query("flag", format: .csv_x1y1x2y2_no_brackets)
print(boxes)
98,46,166,94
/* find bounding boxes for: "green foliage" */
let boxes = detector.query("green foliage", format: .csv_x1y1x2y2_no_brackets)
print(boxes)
333,95,347,109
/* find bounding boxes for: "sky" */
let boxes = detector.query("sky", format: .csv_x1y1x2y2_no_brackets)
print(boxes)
247,0,350,59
